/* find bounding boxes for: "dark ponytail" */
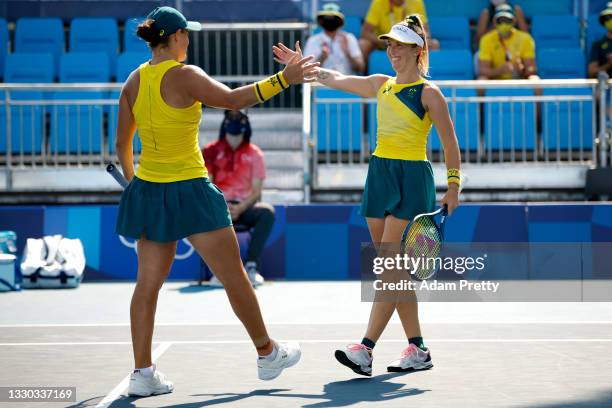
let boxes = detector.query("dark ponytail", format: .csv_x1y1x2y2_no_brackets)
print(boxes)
402,14,429,77
136,19,169,48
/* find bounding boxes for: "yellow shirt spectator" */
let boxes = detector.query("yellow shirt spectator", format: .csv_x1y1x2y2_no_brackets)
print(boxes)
365,0,428,36
479,28,536,80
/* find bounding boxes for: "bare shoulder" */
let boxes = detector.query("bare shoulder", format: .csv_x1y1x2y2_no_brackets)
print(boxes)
180,64,207,80
369,74,390,91
422,81,446,110
121,69,140,105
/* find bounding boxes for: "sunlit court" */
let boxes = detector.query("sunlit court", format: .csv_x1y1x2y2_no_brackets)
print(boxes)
1,0,612,407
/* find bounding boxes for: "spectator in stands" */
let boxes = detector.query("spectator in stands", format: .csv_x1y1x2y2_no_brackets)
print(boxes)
588,2,612,78
359,0,439,63
303,3,365,74
478,4,538,80
476,0,528,44
202,110,274,288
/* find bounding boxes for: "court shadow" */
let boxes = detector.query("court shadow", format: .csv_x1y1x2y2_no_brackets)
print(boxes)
174,284,222,293
65,396,106,407
161,372,425,408
298,372,429,408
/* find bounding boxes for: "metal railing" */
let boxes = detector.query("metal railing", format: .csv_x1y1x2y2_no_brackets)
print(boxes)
0,77,289,172
303,78,611,191
189,22,310,108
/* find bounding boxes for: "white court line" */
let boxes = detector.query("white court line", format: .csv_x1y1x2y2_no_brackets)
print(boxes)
2,320,612,328
2,339,612,347
95,341,172,408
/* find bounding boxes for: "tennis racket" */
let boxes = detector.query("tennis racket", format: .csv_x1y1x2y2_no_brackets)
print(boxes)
106,163,129,189
400,205,448,281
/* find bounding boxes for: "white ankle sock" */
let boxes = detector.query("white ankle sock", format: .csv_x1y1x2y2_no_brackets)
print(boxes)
259,343,278,361
134,365,155,377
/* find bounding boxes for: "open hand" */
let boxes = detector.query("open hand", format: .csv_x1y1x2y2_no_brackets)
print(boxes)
281,42,319,84
273,41,302,65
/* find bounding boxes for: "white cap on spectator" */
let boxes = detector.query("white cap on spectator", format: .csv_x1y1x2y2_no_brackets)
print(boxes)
378,24,424,48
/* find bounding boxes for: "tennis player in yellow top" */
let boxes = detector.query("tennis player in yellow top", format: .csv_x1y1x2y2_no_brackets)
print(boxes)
275,14,460,376
115,6,318,396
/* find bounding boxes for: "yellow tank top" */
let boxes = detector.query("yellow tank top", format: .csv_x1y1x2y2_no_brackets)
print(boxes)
373,77,432,161
133,59,208,182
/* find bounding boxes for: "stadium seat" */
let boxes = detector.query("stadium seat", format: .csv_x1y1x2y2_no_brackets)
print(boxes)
587,14,607,56
428,50,473,80
428,16,470,49
49,52,109,154
343,16,362,39
14,18,65,77
531,15,580,49
117,52,149,82
0,53,53,154
124,17,149,53
430,88,479,153
69,18,119,79
0,18,8,80
538,48,586,79
314,88,362,153
426,0,487,20
368,50,393,76
484,88,536,151
542,88,594,151
520,0,573,16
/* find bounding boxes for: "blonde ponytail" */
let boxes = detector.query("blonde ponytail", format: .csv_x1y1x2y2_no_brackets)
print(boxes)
402,14,429,77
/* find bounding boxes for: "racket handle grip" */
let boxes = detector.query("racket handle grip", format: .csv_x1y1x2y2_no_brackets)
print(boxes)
106,163,129,189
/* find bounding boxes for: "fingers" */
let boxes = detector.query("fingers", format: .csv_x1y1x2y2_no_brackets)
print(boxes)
296,54,314,66
278,42,292,53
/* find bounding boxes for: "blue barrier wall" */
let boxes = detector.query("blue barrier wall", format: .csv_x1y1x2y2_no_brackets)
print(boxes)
1,203,611,281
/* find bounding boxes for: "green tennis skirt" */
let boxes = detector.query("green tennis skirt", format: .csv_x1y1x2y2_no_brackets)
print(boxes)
360,156,436,221
116,176,232,243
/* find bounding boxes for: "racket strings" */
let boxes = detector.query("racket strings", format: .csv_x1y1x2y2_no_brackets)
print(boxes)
402,217,442,280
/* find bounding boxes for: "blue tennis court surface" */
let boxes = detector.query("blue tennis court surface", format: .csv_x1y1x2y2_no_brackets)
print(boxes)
1,282,611,408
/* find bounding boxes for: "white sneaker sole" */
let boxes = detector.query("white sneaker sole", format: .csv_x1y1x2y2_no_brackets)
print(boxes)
334,350,372,376
258,349,301,381
387,360,433,372
127,385,174,397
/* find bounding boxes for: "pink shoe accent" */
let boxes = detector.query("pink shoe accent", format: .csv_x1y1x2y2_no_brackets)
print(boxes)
400,344,419,358
347,343,372,353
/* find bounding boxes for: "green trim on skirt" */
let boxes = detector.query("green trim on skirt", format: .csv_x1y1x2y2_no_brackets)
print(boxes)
360,156,436,221
116,177,232,243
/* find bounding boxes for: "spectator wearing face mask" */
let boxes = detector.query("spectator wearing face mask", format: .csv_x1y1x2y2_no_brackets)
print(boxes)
588,2,612,78
202,110,275,288
359,0,440,63
478,4,538,80
303,3,365,75
476,0,528,44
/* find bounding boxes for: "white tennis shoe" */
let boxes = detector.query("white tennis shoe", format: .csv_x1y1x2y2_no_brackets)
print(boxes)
257,341,301,380
387,344,433,372
334,344,373,376
127,366,174,397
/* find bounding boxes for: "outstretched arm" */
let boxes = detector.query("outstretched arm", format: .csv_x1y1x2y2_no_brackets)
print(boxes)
316,68,388,98
184,48,318,110
273,41,387,98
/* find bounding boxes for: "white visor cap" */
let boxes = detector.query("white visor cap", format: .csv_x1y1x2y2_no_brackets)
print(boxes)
378,24,424,47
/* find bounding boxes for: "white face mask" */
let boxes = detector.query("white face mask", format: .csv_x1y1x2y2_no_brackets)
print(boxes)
226,133,243,149
491,0,505,6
